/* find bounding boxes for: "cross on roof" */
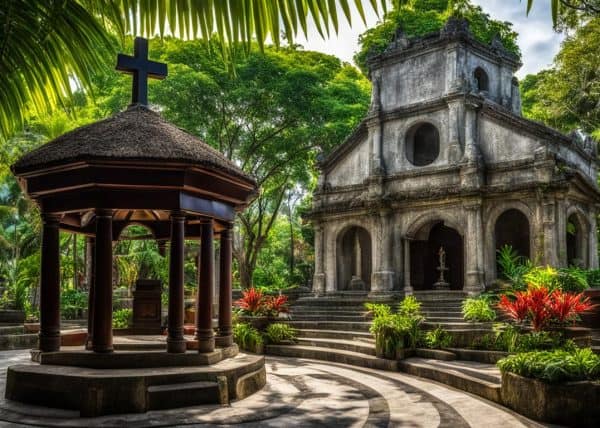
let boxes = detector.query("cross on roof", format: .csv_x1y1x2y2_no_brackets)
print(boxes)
116,37,167,106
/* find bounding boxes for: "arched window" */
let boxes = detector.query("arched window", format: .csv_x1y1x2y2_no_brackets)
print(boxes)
406,123,440,166
474,67,489,92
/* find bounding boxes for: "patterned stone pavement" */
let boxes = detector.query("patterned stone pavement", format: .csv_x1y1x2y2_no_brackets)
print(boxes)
0,350,547,427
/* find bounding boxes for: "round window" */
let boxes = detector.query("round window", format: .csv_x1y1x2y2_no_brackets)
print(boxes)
406,123,440,166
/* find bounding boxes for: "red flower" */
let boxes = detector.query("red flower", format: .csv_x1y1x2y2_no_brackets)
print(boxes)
234,287,264,315
526,287,553,331
498,293,529,322
548,290,593,324
263,295,289,315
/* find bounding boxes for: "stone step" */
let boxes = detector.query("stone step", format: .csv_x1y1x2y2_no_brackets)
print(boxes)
295,329,372,340
289,314,369,322
398,358,502,404
0,326,25,335
285,320,371,332
0,333,38,350
147,381,224,410
296,337,376,356
290,310,368,317
422,322,492,331
424,316,466,323
265,344,398,371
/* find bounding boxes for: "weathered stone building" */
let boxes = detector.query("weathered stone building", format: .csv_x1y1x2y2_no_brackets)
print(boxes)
310,19,599,296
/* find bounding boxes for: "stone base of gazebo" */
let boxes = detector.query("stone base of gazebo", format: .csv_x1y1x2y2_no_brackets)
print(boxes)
5,348,266,417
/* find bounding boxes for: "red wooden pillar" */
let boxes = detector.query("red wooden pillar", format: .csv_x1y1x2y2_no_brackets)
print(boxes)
196,219,215,353
92,209,113,353
39,213,61,352
85,237,96,350
216,224,233,347
167,212,186,353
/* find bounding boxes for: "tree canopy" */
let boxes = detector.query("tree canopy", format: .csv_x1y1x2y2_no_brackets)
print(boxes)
354,0,520,74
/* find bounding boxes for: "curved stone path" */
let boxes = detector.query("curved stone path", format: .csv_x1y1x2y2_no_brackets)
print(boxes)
0,350,547,427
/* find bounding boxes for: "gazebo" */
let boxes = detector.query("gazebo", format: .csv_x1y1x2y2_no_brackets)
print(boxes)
5,38,264,416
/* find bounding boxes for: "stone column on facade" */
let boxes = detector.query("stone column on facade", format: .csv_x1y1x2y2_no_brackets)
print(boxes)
447,101,462,163
444,45,458,94
39,213,61,353
367,117,385,198
402,237,413,295
325,226,336,293
590,207,599,269
542,198,558,267
556,195,568,267
371,210,395,295
312,222,326,296
464,201,485,294
461,102,483,189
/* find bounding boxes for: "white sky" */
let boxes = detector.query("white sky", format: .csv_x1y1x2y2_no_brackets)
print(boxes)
297,0,563,78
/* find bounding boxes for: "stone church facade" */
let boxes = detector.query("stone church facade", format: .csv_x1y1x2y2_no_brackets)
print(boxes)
310,19,600,296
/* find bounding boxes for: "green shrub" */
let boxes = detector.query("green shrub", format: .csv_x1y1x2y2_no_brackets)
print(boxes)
556,267,588,292
471,324,575,353
398,295,422,317
496,245,530,289
462,297,496,322
233,323,263,353
364,302,391,318
265,323,297,344
112,308,132,328
61,289,88,320
422,326,452,349
586,269,600,288
498,348,600,383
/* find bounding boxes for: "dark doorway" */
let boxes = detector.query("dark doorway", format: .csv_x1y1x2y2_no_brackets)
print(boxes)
337,227,372,291
410,222,464,290
567,214,585,267
495,209,530,273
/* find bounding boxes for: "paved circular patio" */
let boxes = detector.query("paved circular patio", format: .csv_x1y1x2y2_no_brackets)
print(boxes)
0,350,545,427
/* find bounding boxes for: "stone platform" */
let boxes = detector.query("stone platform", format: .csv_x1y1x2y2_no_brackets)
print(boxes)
5,338,266,417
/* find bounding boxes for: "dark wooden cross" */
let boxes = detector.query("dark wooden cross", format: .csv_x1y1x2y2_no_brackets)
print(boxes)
116,37,167,106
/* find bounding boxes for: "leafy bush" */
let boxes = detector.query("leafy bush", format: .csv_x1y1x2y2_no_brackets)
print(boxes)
556,267,588,292
112,308,132,328
422,326,452,349
496,245,530,289
61,289,87,320
265,323,297,344
498,348,600,383
368,297,425,358
233,323,263,353
586,269,600,288
234,288,289,317
498,287,592,331
471,324,575,353
524,266,588,293
462,297,496,322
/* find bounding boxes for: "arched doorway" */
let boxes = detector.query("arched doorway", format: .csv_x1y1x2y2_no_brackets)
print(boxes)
474,67,489,92
567,213,586,267
337,226,372,291
494,209,530,273
410,221,464,290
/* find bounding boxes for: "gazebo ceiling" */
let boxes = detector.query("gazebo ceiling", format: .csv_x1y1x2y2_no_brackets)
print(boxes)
11,106,257,225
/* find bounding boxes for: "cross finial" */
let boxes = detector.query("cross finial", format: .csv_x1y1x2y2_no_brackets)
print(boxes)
116,37,167,106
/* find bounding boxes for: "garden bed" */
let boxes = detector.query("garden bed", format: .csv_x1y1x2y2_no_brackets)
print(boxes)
501,372,600,427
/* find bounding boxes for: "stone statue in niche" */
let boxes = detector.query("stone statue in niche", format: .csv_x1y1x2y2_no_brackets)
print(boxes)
348,232,366,290
433,246,450,290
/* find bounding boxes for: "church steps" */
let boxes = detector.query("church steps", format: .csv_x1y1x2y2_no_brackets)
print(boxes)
285,320,371,332
296,337,376,355
265,344,399,371
398,358,502,404
295,328,372,340
289,314,369,322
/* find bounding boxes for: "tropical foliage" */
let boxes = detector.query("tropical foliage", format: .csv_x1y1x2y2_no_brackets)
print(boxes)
462,297,496,322
264,323,297,344
498,347,600,383
233,322,263,353
234,287,289,317
422,326,453,349
112,308,132,329
354,0,520,73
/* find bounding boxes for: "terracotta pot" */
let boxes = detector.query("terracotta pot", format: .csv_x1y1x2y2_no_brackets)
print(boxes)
237,315,271,331
23,323,40,334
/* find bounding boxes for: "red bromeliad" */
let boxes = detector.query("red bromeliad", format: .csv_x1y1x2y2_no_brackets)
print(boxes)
234,287,264,315
498,286,593,331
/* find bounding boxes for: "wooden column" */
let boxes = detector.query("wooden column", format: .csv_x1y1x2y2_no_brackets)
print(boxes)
39,213,61,352
92,209,113,353
167,212,186,353
196,219,215,353
85,237,96,350
216,224,233,347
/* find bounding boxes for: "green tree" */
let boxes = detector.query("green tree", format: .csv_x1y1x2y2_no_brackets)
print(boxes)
1,0,388,141
521,17,600,138
354,0,520,74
